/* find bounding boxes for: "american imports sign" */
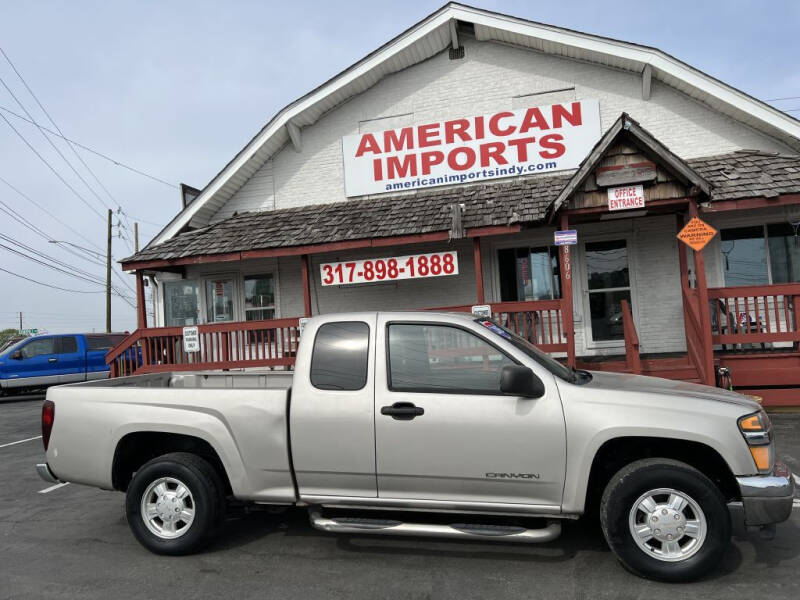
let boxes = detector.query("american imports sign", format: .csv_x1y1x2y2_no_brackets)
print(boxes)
342,99,602,197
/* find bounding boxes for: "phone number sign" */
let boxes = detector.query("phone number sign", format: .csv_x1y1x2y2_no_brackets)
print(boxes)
320,251,458,286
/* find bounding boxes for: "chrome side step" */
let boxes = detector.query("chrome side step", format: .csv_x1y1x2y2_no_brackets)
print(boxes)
308,510,561,544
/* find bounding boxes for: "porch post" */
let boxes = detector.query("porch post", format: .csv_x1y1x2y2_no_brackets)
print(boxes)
676,214,696,359
557,213,576,367
135,271,147,329
473,237,485,305
688,201,716,386
301,254,313,317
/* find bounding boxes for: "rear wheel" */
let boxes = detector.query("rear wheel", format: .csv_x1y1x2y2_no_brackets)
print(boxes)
600,458,730,582
125,452,224,555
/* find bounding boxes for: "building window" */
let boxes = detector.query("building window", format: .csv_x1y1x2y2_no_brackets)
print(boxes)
164,281,201,327
498,246,561,301
205,278,235,323
721,224,800,286
244,274,276,321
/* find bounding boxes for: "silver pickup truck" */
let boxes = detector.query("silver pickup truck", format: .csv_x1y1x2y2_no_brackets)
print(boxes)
37,311,793,581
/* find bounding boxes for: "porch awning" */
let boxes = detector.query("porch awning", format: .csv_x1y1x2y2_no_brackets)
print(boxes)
121,171,571,268
122,149,800,270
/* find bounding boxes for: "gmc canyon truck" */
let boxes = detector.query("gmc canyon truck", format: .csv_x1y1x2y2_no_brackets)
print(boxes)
37,312,794,582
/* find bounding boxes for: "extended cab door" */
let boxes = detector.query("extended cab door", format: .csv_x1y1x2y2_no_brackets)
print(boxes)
54,336,86,384
289,314,378,498
374,315,567,509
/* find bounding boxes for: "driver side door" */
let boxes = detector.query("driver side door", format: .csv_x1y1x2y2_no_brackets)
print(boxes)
374,317,567,509
8,337,59,388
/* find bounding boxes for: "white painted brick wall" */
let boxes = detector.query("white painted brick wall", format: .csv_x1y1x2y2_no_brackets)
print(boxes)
216,34,791,219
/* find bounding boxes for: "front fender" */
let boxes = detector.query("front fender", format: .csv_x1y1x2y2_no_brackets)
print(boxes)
558,385,756,514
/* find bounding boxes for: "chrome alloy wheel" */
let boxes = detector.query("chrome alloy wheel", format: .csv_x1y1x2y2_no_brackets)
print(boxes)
140,477,196,539
628,487,707,562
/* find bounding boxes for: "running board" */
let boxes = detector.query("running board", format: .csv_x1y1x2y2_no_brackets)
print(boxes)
308,510,561,544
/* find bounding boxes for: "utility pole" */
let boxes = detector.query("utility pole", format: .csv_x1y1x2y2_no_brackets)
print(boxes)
18,311,22,331
134,222,139,253
106,209,112,333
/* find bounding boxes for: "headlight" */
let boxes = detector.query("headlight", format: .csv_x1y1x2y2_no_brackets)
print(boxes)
738,410,773,473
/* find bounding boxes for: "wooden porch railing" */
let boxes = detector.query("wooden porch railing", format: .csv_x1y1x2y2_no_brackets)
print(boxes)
107,300,568,377
620,299,641,374
107,317,301,377
707,283,800,348
427,299,569,353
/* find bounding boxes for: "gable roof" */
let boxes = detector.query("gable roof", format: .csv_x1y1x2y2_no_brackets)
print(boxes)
150,2,800,247
547,113,712,220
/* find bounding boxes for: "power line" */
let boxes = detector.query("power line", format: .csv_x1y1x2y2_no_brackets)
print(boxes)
0,74,112,222
0,111,106,221
0,47,119,206
766,95,800,102
0,174,136,289
0,267,106,293
0,105,178,189
0,47,148,252
0,174,104,253
0,238,136,306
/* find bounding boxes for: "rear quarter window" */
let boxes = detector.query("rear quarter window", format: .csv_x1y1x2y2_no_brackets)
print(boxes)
310,322,370,391
86,334,126,351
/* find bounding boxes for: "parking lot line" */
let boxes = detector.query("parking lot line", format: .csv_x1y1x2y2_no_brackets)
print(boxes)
38,482,69,494
0,435,42,449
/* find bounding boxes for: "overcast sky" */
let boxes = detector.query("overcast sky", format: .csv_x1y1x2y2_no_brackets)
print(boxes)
1,0,798,333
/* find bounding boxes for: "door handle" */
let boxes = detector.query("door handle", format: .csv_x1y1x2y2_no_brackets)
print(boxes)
381,402,424,421
48,358,57,363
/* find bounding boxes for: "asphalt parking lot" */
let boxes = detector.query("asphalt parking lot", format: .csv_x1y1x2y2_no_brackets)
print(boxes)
1,397,799,600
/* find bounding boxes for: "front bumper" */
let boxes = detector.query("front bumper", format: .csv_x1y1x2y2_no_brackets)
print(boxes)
731,461,795,527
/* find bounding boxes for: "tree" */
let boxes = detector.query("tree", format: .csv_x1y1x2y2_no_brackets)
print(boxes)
0,328,18,346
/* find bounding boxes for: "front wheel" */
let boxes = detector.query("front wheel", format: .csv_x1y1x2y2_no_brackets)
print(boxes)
125,452,224,555
600,458,731,582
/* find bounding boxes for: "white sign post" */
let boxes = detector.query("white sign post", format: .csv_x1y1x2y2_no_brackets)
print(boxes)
183,326,199,353
342,99,602,197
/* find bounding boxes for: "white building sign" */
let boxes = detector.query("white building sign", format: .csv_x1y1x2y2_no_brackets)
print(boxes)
607,184,646,211
342,99,602,197
183,326,200,353
320,251,458,286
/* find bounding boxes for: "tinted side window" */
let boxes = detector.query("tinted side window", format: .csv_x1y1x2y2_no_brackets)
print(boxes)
86,334,126,350
310,322,369,391
56,336,78,354
20,338,55,359
388,324,514,394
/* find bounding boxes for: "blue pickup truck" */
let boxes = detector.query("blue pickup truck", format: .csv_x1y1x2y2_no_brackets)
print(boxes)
0,333,127,396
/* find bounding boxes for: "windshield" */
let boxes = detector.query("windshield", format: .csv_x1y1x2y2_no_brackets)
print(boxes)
474,318,581,382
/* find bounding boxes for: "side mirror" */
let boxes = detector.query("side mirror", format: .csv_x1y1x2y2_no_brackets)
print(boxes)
500,365,545,398
10,351,22,360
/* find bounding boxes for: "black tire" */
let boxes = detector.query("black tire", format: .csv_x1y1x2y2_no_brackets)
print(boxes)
600,458,731,582
125,452,225,555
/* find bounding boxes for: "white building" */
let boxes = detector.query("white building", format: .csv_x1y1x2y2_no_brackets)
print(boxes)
117,3,800,406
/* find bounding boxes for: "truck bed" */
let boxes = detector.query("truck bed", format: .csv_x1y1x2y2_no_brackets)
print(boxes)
46,370,296,503
71,370,294,390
